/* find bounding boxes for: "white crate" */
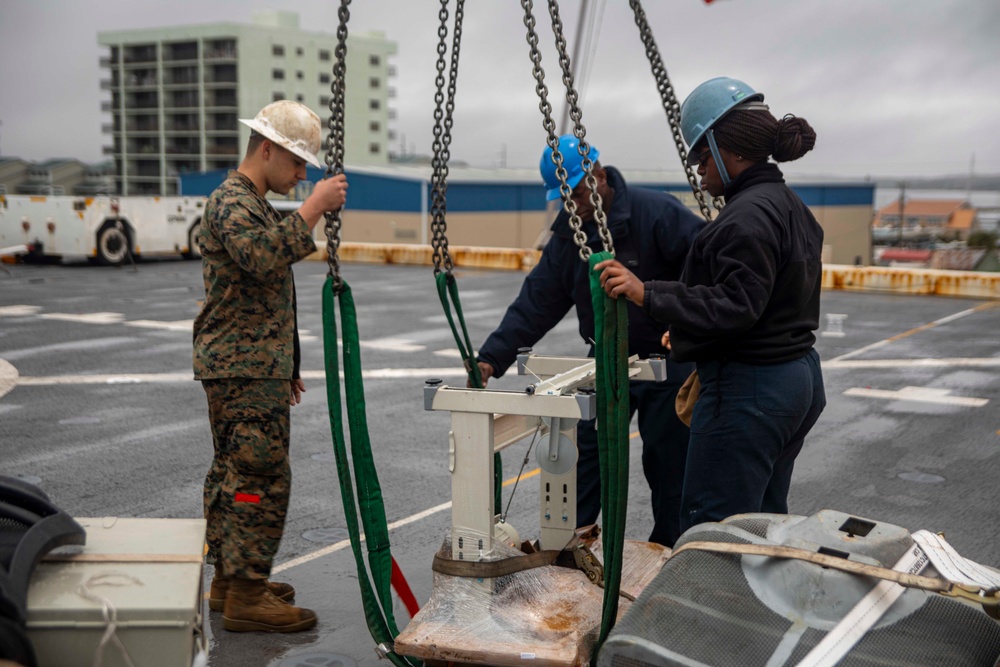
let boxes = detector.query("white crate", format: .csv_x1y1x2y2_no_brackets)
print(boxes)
26,517,207,667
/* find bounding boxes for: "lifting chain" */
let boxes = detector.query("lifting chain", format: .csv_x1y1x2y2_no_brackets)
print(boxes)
546,0,613,258
429,0,465,275
628,0,723,222
521,0,609,263
323,0,351,291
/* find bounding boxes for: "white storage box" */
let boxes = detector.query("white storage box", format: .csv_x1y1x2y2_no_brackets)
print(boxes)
25,517,207,667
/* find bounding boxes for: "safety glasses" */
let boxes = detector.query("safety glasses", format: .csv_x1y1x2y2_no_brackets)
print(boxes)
686,147,712,168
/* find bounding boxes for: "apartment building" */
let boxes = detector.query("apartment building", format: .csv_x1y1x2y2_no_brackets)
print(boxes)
98,10,397,195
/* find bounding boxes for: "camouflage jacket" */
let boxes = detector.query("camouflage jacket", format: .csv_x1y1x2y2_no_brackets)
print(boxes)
193,171,318,379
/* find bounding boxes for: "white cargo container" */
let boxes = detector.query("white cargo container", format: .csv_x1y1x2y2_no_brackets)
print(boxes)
26,517,207,667
0,194,205,265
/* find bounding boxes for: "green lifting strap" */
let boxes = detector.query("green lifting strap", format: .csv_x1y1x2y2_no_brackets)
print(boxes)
322,276,420,667
588,251,630,650
434,271,503,513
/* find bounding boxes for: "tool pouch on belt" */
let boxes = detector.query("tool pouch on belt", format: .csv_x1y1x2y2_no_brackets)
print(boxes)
675,370,700,427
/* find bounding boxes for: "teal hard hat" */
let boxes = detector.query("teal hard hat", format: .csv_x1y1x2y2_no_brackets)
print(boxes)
680,77,765,152
540,134,599,201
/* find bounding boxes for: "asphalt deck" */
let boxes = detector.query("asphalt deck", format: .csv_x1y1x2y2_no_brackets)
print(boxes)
1,258,997,666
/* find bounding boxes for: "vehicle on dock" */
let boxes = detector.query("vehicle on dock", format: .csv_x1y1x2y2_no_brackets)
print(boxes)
0,194,205,265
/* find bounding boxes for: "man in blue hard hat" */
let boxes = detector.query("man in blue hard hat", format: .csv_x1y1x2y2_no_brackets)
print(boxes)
474,134,705,547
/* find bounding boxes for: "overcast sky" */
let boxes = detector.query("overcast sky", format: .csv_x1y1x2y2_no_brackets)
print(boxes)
1,0,998,181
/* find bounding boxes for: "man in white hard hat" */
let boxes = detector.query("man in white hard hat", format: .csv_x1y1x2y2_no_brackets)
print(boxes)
193,100,348,633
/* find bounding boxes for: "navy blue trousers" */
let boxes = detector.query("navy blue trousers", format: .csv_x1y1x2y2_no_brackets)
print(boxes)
680,348,826,533
576,379,690,547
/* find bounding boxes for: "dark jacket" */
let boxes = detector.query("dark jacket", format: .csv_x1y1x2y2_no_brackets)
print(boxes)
478,166,705,380
644,162,824,364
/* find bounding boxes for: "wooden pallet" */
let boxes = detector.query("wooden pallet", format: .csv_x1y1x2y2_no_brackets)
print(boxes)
395,538,669,667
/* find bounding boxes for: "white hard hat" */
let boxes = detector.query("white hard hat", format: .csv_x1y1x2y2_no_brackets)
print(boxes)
239,100,323,168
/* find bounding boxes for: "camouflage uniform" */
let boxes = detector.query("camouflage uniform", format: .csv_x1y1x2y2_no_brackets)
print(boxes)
193,170,317,579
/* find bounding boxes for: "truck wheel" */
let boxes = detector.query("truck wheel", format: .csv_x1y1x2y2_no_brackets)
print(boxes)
96,222,131,266
183,219,202,259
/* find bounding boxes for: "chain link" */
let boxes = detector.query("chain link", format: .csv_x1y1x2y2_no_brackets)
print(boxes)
547,0,613,257
429,0,464,274
521,0,590,262
628,0,718,223
323,0,351,290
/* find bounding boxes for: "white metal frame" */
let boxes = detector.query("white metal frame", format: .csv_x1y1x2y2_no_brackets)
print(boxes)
424,353,667,562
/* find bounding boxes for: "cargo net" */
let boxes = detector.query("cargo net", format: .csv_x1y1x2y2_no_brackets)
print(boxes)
785,597,1000,667
609,529,793,667
601,515,1000,667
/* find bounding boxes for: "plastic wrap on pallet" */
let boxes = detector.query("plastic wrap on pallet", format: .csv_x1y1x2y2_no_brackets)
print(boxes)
394,533,669,667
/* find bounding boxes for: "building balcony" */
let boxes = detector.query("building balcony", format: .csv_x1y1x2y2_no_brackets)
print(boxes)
207,158,237,169
124,99,159,109
203,48,238,61
102,146,116,156
206,146,239,156
101,123,115,134
163,41,199,61
128,148,161,158
99,56,112,68
205,91,237,104
100,79,114,91
122,55,157,65
101,101,114,112
124,77,158,89
161,56,199,66
165,159,202,169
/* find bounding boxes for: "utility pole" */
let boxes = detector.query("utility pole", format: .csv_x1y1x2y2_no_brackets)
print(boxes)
558,0,590,136
897,181,906,247
966,152,975,202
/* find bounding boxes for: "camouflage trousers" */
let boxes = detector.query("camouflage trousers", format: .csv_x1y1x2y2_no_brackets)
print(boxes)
202,378,290,580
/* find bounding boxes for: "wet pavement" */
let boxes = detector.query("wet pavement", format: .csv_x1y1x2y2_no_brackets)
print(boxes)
1,258,998,666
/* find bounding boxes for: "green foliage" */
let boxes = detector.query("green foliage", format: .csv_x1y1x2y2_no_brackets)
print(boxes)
967,230,998,250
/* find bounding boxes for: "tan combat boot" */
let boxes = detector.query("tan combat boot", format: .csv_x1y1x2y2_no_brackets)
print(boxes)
209,575,295,612
222,578,317,632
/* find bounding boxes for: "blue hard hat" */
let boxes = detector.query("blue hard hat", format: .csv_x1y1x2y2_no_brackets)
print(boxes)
539,134,599,201
680,77,765,152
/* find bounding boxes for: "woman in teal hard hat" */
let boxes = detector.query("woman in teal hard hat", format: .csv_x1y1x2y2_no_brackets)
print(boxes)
595,76,826,534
